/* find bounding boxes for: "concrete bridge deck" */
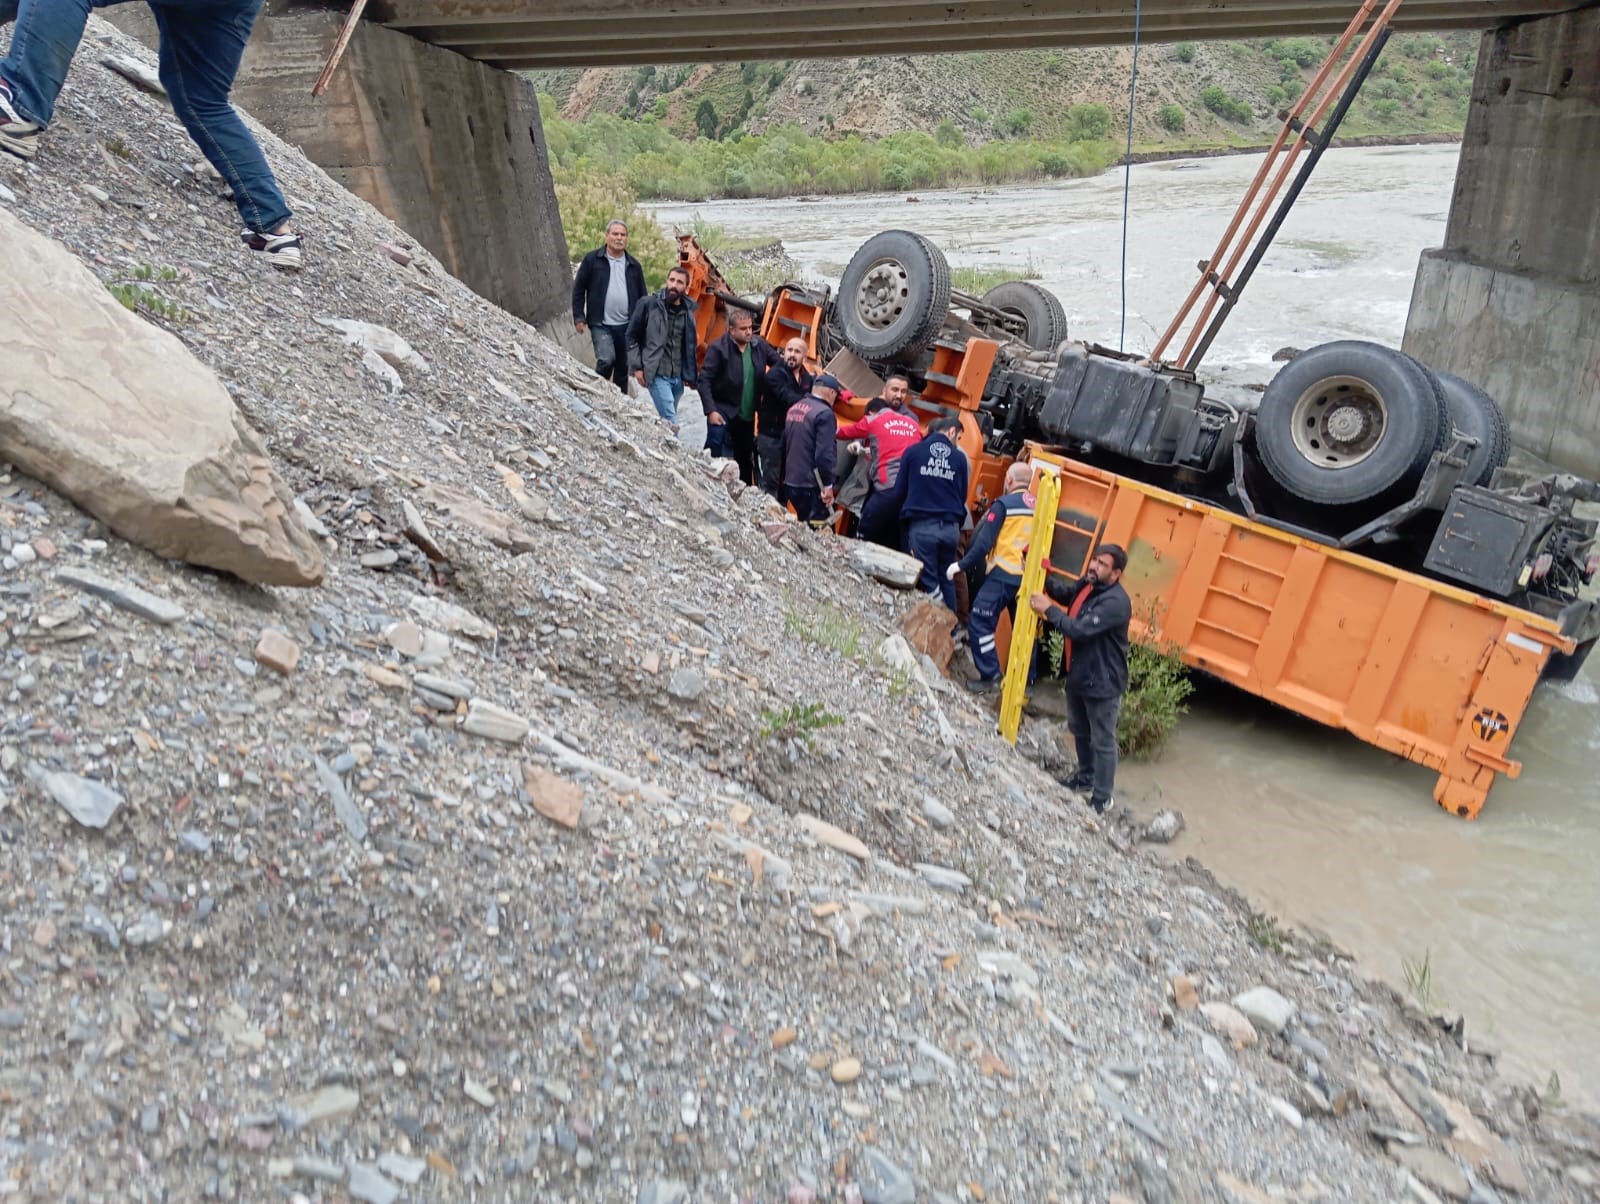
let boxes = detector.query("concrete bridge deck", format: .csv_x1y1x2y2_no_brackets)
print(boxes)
372,0,1585,68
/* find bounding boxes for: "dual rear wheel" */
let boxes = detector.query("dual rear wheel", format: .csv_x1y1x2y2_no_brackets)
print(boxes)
1256,340,1508,507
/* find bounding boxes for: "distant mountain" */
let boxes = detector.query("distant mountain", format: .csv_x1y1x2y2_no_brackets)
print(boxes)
526,34,1477,148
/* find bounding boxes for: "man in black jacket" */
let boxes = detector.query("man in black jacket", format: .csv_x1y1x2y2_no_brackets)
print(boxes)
698,309,771,484
1029,544,1133,815
627,266,698,426
780,374,842,524
570,220,647,393
760,337,813,497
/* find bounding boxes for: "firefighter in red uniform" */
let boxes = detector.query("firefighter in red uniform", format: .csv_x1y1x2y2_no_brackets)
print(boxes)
836,373,922,545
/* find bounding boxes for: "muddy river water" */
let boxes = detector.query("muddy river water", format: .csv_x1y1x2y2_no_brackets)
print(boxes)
650,144,1600,1106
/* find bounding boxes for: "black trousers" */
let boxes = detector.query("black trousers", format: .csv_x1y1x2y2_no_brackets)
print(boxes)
787,486,830,525
725,418,756,484
1066,690,1121,806
757,431,784,497
589,323,631,393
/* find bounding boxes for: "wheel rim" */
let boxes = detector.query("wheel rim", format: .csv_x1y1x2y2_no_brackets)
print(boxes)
853,257,911,332
1289,375,1388,468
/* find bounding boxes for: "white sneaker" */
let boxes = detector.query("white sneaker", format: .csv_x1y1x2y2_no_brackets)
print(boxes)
0,79,42,161
241,228,304,271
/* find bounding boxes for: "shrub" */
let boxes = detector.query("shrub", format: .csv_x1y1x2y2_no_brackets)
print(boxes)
1270,37,1325,68
1174,42,1196,63
934,118,965,148
1003,108,1034,136
1044,52,1065,76
552,167,676,282
759,702,843,748
1158,103,1186,132
1117,633,1194,759
1063,102,1112,142
1402,35,1442,60
1201,85,1253,123
1371,98,1403,123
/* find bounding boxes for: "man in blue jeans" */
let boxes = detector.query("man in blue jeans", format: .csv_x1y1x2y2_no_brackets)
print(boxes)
627,265,697,427
0,0,302,269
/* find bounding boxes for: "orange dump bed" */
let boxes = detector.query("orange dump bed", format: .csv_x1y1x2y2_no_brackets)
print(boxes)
1029,448,1576,819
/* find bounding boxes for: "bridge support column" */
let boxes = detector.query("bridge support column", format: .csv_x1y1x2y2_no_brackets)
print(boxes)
1402,7,1600,476
107,3,571,329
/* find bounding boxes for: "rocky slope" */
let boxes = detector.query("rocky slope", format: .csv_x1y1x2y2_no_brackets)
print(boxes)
529,33,1479,147
1,18,1597,1204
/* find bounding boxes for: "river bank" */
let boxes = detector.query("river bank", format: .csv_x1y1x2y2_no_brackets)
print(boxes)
1124,130,1462,167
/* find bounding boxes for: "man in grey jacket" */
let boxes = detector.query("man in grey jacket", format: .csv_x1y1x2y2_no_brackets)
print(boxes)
627,266,698,426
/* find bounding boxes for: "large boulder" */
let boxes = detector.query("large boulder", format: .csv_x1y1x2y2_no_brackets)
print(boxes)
0,210,322,587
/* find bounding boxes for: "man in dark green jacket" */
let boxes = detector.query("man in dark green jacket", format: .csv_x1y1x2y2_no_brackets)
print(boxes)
698,309,771,484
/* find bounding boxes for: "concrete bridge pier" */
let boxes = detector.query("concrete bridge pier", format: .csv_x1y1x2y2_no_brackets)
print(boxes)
107,2,573,332
1403,6,1600,477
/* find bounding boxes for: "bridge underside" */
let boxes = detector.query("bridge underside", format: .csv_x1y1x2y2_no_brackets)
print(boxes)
373,0,1582,68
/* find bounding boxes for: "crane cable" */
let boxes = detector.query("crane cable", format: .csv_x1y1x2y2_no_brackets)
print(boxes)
1118,0,1143,352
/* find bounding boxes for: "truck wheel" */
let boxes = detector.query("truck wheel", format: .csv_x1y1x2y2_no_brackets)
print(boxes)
1436,371,1510,487
980,281,1068,351
1255,340,1445,506
836,230,951,362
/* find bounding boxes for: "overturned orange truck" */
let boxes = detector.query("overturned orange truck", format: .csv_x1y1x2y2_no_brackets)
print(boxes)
668,4,1598,818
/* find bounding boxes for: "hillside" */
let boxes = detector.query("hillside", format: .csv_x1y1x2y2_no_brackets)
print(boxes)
529,33,1478,151
3,16,1597,1204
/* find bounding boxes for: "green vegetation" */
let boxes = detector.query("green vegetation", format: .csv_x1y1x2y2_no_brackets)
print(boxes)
550,164,676,279
1117,633,1195,759
783,598,865,660
106,268,191,323
533,32,1478,220
1402,948,1446,1013
1202,85,1254,124
540,95,1116,206
1248,913,1289,954
759,701,844,748
950,260,1042,294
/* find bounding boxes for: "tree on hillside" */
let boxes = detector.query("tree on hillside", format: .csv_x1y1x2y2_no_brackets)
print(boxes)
695,98,720,140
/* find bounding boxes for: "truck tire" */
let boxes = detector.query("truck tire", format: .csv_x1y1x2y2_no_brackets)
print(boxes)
1436,371,1510,487
980,281,1068,351
836,230,951,363
1255,340,1444,507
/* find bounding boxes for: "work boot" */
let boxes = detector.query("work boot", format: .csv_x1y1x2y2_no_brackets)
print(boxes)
0,80,42,161
963,675,1000,694
1089,795,1115,816
1056,771,1092,793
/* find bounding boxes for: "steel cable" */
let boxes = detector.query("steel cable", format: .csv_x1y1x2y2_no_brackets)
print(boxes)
1119,0,1143,351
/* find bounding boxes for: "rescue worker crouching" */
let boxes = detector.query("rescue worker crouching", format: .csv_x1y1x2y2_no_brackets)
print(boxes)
1028,545,1133,816
947,462,1036,693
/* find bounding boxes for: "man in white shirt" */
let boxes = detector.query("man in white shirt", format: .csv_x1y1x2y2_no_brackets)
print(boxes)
571,220,647,393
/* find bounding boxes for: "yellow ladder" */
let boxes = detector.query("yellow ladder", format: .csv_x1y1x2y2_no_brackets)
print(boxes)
998,466,1061,743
